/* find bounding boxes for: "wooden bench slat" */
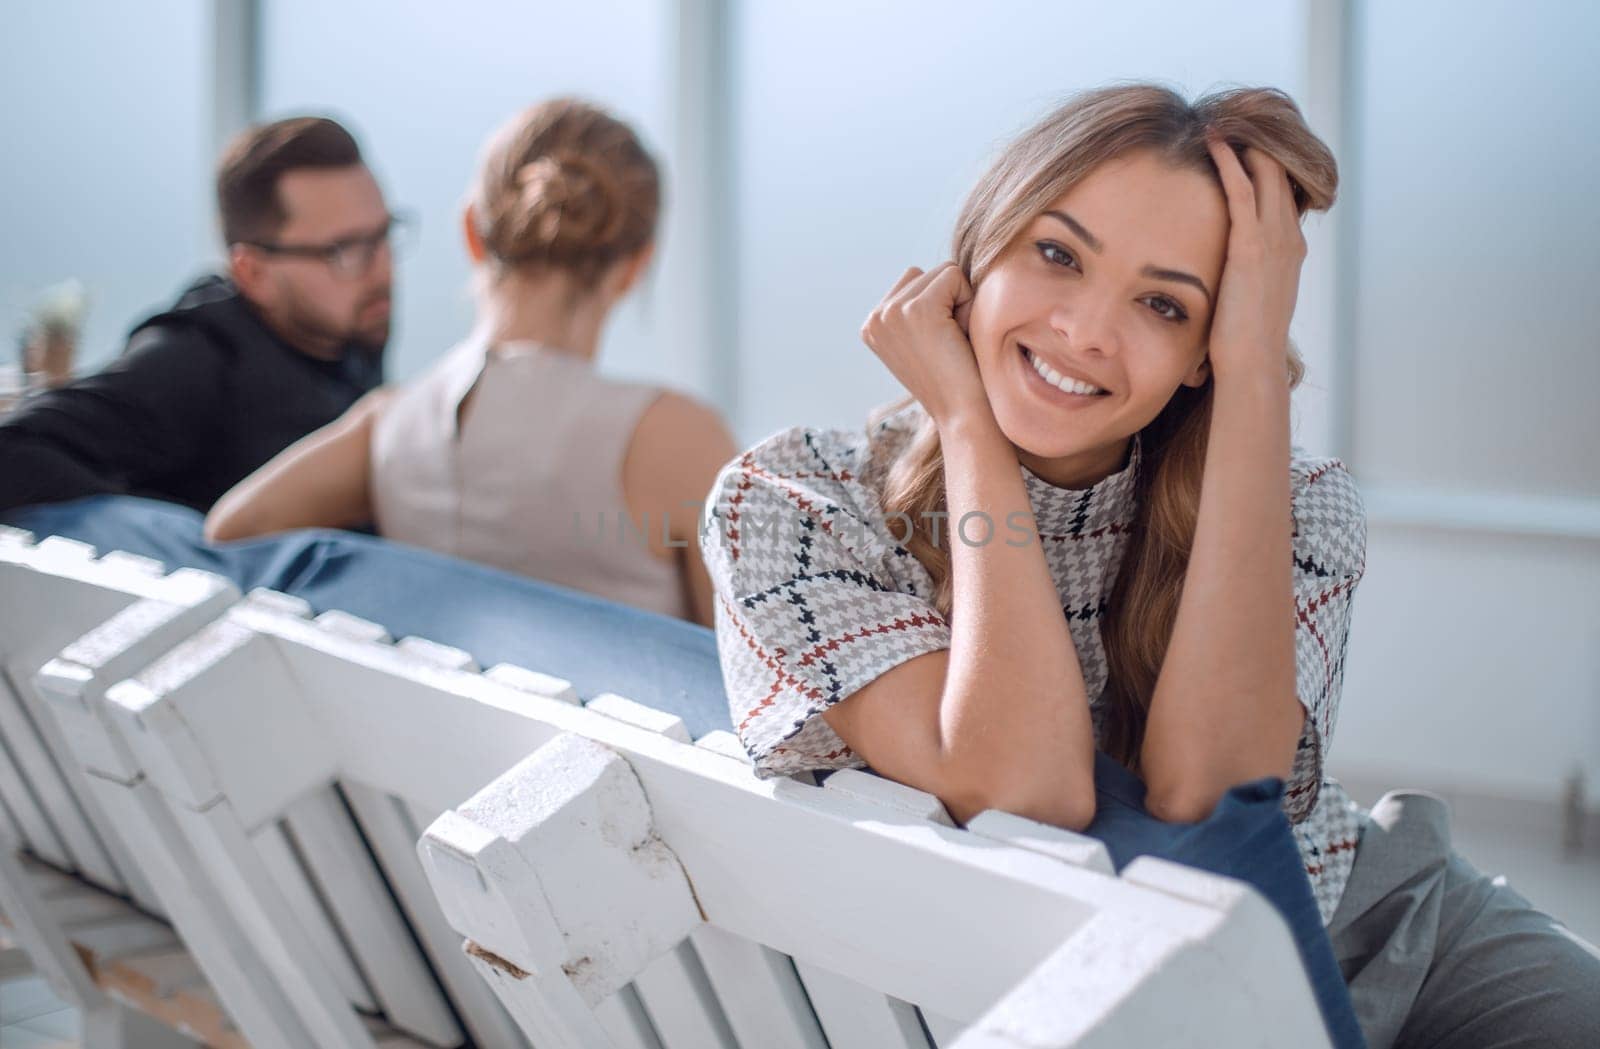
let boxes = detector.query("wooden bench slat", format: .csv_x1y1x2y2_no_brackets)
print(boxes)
253,818,379,1012
632,940,739,1049
0,536,193,888
0,662,112,877
793,959,930,1049
65,914,181,963
689,924,828,1049
114,946,207,998
595,986,664,1049
920,1009,966,1047
285,786,464,1046
44,664,320,1049
343,781,528,1049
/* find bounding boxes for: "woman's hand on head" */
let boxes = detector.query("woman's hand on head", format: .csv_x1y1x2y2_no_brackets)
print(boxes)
1203,137,1307,387
860,263,992,430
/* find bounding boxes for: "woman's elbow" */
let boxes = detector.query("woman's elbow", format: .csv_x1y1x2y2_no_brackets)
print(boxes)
202,502,250,543
1144,784,1219,824
1019,786,1097,833
944,771,1096,833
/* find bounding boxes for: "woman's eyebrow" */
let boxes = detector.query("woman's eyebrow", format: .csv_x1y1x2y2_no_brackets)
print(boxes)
1042,209,1213,306
1143,266,1212,306
1044,209,1102,252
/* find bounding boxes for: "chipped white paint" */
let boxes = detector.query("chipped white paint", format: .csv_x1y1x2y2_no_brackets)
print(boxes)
422,734,701,1003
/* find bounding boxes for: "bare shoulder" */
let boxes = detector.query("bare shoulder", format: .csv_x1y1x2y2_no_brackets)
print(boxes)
624,388,739,501
343,384,397,427
636,388,729,442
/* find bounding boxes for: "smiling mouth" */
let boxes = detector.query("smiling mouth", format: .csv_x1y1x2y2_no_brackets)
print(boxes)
1021,346,1108,397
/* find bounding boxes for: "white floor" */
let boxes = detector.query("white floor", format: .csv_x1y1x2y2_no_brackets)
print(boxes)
2,811,1594,1048
0,949,78,1048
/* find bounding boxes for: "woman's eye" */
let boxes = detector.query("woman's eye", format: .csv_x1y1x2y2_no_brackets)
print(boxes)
1036,241,1078,269
1145,296,1188,323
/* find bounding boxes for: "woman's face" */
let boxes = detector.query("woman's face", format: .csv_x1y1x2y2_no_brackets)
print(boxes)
966,148,1230,488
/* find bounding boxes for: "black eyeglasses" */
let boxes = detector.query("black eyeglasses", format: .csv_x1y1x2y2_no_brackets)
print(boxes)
242,212,415,278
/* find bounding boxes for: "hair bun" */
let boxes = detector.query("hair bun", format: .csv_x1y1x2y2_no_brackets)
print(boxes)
472,98,661,284
507,149,625,258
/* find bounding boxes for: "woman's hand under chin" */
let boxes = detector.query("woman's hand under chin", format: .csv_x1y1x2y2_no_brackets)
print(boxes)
860,262,994,431
1203,135,1308,390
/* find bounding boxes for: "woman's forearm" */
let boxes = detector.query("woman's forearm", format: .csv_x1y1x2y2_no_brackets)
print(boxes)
204,394,384,542
935,410,1098,826
1139,370,1301,820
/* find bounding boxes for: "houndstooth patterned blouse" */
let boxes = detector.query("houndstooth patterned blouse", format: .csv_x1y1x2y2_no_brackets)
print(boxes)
701,400,1367,923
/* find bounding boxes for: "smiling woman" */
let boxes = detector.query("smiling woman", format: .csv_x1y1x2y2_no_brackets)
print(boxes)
966,154,1228,489
700,82,1600,1048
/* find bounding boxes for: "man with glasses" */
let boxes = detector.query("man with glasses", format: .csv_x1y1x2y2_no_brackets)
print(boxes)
0,116,407,514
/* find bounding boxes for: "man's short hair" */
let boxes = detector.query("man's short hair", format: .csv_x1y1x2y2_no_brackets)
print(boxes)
216,116,363,246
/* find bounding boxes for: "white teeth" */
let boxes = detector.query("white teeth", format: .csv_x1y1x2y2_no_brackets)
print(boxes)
1026,348,1102,396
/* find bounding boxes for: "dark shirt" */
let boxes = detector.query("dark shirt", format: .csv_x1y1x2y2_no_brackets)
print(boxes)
0,275,383,513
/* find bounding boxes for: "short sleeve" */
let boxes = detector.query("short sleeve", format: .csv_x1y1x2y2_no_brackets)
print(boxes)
1283,458,1367,822
700,426,952,778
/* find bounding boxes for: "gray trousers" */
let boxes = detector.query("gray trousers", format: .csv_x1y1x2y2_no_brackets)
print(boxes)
1326,790,1600,1048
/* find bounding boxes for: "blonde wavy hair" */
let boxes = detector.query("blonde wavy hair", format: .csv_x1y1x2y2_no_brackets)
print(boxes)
871,83,1338,768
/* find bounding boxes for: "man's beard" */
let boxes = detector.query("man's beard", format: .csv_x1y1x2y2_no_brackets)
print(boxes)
349,288,392,350
277,286,391,357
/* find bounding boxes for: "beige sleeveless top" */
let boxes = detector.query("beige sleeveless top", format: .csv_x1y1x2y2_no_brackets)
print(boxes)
370,333,689,620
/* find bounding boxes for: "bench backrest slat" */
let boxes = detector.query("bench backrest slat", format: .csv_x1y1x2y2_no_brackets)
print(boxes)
0,531,199,898
11,547,316,1048
342,779,530,1049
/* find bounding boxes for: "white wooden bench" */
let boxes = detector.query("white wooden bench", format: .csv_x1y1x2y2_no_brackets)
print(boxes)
0,527,507,1047
0,527,244,1046
0,526,1331,1047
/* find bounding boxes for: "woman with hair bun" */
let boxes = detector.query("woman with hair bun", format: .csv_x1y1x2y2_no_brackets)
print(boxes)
700,83,1598,1045
208,98,737,626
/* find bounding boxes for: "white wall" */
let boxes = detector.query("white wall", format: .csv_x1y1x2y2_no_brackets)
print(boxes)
1330,0,1600,804
1347,0,1600,501
0,1,217,374
1339,527,1599,802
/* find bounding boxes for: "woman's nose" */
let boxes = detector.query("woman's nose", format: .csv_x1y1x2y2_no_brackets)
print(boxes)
1048,295,1120,358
